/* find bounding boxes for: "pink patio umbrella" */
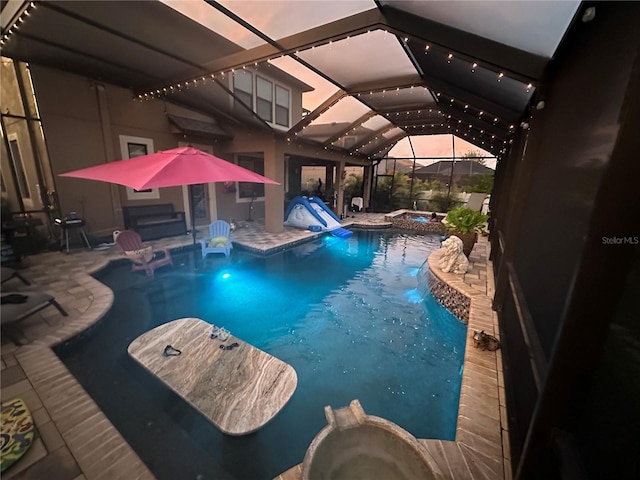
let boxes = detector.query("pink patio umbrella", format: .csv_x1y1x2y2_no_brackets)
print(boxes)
60,146,279,249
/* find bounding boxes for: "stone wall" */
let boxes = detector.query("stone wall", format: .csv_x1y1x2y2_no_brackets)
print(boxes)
417,260,470,323
386,211,448,235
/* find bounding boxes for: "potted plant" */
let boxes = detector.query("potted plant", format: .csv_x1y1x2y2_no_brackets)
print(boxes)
444,206,488,257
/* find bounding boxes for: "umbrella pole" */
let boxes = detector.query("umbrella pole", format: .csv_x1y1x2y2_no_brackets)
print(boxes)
189,184,197,266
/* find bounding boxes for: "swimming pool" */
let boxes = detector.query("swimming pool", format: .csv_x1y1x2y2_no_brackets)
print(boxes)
56,229,466,479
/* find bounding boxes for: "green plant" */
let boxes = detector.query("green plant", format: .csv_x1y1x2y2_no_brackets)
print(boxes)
469,174,494,194
429,191,460,212
445,207,488,234
344,173,363,200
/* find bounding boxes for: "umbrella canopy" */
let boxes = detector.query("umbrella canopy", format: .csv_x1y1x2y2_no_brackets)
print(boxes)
60,146,279,257
60,146,279,189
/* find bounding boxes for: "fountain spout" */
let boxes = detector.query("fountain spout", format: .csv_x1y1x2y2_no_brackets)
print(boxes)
325,399,365,431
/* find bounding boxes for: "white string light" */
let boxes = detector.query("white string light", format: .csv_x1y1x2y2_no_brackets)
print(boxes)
1,1,37,46
128,28,524,154
138,27,535,101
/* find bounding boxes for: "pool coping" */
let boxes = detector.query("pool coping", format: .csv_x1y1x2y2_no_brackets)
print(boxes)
4,269,155,479
1,225,507,479
419,247,509,480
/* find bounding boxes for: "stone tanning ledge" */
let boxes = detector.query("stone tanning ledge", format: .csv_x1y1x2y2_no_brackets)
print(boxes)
128,317,297,436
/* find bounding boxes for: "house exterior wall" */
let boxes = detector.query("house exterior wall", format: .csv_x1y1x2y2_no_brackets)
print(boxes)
30,66,117,235
19,61,366,238
30,65,187,237
214,129,289,231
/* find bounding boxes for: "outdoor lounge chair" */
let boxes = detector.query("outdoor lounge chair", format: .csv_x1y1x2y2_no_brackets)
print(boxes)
115,230,173,278
1,267,31,286
1,290,68,345
465,192,488,212
200,220,232,259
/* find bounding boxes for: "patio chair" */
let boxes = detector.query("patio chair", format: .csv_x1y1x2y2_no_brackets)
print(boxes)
1,267,31,286
115,230,173,278
1,290,68,345
200,220,232,259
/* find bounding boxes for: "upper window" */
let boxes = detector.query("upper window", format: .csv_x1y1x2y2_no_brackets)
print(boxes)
275,86,290,127
233,70,253,111
256,76,273,123
233,71,290,128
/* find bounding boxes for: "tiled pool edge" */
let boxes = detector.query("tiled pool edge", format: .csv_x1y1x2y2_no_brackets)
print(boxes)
2,223,504,479
422,247,510,480
15,346,155,480
420,265,471,323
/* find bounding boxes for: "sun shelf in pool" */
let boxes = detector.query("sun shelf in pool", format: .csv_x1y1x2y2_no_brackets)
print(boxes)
127,317,297,435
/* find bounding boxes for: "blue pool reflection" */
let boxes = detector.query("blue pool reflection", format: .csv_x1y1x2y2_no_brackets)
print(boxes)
57,229,466,480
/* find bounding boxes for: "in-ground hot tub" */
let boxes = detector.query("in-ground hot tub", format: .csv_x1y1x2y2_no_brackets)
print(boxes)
302,400,443,480
387,210,448,235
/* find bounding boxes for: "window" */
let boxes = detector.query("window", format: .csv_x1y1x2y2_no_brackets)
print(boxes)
275,85,290,127
119,135,159,200
7,135,31,201
256,76,273,123
127,142,148,159
233,70,253,111
232,70,290,128
342,136,358,149
127,143,152,193
237,155,265,200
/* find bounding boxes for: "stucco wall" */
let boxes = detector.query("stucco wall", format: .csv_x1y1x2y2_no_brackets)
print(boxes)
31,66,188,237
27,63,355,238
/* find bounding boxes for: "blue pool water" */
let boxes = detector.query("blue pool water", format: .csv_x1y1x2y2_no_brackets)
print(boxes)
57,229,466,480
